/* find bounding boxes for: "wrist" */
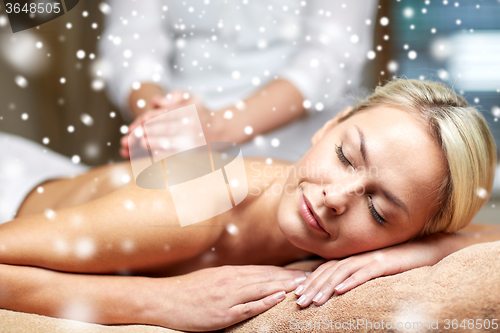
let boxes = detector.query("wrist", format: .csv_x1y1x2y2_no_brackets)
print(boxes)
205,109,233,143
426,232,464,261
137,277,179,328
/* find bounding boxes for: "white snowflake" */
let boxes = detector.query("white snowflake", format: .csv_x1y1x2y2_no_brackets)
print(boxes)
71,155,81,164
80,113,94,126
244,126,253,135
76,50,86,59
15,76,28,88
226,223,239,235
75,238,95,259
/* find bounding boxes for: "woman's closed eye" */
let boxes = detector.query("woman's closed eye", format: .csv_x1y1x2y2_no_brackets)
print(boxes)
335,144,353,168
368,196,386,226
335,144,386,226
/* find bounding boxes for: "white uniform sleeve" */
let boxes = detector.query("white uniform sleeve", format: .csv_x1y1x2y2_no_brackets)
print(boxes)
98,0,174,121
277,0,377,112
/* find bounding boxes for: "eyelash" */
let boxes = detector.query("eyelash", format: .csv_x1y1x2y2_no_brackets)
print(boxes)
335,144,386,226
369,197,386,226
335,144,353,168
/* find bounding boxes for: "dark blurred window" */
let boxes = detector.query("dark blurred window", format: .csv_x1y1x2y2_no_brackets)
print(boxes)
389,0,500,154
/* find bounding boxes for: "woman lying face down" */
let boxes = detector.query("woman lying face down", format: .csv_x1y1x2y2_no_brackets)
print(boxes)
279,79,496,259
279,104,447,259
0,79,497,332
279,79,497,308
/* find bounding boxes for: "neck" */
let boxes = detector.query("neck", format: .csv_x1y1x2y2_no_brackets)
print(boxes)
241,159,313,263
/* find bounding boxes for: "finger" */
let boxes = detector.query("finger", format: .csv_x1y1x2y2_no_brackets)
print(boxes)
165,90,187,104
152,95,167,108
131,110,167,130
218,265,306,278
309,265,361,306
140,123,184,136
120,134,131,148
126,132,143,148
148,147,183,157
120,148,130,159
236,279,298,304
129,113,154,132
244,268,308,287
145,129,203,148
234,264,305,275
169,100,195,110
228,291,286,324
145,138,181,151
156,96,184,108
141,113,190,129
228,265,307,281
296,263,355,308
140,110,167,124
127,122,140,134
293,261,334,296
120,135,129,149
333,263,383,295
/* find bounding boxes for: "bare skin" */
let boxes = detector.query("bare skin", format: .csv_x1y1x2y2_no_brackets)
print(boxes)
9,158,312,276
122,79,305,158
1,105,499,331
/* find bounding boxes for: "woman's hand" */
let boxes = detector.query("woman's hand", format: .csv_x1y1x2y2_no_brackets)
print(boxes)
294,234,450,308
150,265,307,331
120,91,217,159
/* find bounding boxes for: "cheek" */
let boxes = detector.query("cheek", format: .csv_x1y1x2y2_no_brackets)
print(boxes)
335,223,395,256
277,193,300,235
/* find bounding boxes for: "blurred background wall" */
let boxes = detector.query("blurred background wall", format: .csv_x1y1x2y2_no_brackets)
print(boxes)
0,0,123,165
0,0,499,167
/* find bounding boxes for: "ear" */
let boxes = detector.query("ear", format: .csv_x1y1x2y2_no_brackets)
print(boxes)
311,107,353,146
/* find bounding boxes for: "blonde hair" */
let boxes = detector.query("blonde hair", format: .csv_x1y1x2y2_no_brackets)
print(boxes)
342,79,497,237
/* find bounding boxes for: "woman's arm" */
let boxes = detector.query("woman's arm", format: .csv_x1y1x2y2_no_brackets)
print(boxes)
293,224,500,307
434,223,500,255
0,182,224,274
0,263,156,325
0,262,306,331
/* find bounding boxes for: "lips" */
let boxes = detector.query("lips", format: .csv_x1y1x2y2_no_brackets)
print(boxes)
299,194,329,235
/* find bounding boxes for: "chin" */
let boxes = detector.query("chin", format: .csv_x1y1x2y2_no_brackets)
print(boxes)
278,209,305,244
277,211,323,255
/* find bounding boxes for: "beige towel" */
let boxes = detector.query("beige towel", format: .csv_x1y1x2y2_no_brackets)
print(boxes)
226,241,500,333
0,309,188,333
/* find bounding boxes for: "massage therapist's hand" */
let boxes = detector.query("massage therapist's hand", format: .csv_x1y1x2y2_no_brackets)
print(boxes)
294,233,450,308
149,265,307,331
120,91,215,159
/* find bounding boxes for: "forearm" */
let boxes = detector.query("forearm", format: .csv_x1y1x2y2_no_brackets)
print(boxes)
414,224,500,262
440,224,500,254
0,263,165,326
128,82,165,118
210,79,306,143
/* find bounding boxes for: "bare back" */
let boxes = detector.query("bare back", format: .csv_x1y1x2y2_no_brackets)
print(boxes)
6,158,312,277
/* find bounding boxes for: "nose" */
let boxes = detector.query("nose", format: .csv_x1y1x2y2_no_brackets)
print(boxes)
323,179,365,215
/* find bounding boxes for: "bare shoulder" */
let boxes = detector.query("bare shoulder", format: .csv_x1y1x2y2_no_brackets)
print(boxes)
242,157,294,183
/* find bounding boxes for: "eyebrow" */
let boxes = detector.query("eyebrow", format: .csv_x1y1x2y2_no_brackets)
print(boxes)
355,125,367,162
382,189,410,219
355,125,410,220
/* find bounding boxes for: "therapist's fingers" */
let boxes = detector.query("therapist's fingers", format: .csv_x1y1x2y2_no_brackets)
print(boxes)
123,109,168,149
122,114,193,154
130,109,167,130
120,147,130,159
154,90,187,108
